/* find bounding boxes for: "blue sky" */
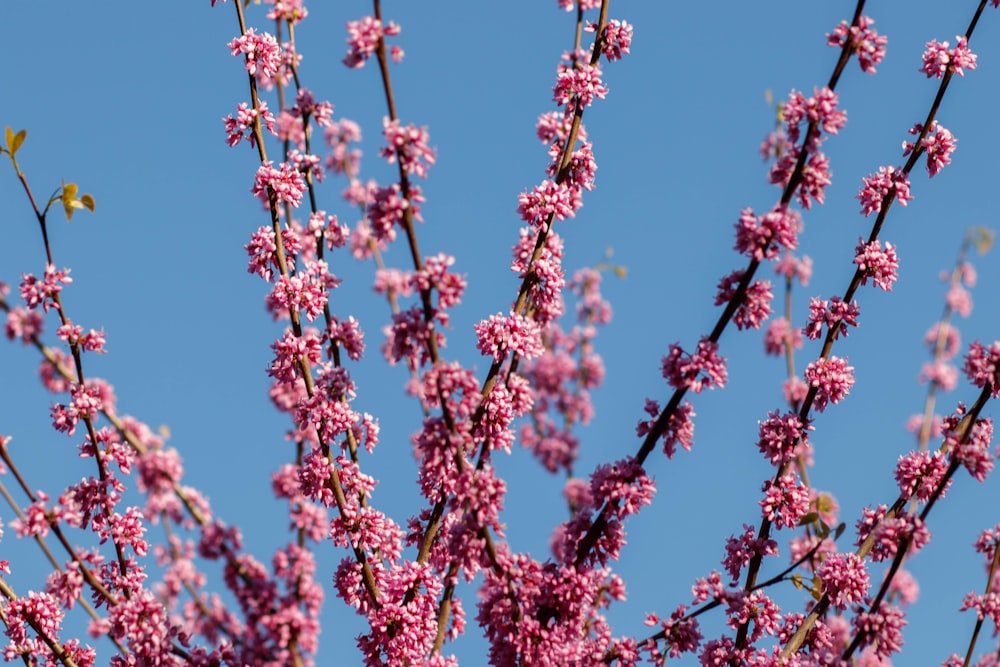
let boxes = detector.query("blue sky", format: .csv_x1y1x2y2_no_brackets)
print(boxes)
2,1,1000,664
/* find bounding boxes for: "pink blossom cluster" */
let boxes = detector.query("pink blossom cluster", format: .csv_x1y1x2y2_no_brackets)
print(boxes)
380,118,436,179
803,355,855,412
854,238,899,290
19,265,71,312
827,16,888,74
223,100,276,148
661,337,728,394
903,121,957,177
586,19,633,62
920,36,978,78
804,296,860,341
857,165,912,217
252,160,307,208
228,28,281,81
342,16,401,69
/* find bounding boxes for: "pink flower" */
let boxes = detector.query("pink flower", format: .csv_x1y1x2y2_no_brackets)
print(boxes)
714,270,773,331
950,36,978,75
4,307,44,343
553,60,608,108
804,356,855,412
636,399,696,459
517,180,576,227
817,552,870,610
852,605,906,660
920,36,976,79
759,474,811,529
757,410,813,466
222,101,276,148
723,524,778,583
945,413,994,482
380,118,436,179
266,0,308,24
661,337,727,393
252,161,307,208
854,238,899,290
925,322,961,360
19,265,72,312
733,206,801,261
946,283,973,317
827,16,887,74
894,450,950,503
962,341,1000,396
343,16,400,69
228,29,281,80
474,312,544,362
773,252,812,286
587,19,633,62
763,317,803,357
904,121,957,177
857,165,912,216
804,296,860,341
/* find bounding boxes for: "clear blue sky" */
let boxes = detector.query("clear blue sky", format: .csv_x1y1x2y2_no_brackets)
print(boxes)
2,1,1000,664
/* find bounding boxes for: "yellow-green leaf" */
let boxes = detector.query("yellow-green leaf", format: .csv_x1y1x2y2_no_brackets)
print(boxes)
11,129,26,155
61,183,80,221
4,126,13,152
971,226,994,255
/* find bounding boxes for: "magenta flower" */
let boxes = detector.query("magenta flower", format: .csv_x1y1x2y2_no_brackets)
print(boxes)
252,161,307,208
474,312,544,362
895,450,950,502
517,179,576,227
223,100,276,148
963,340,1000,395
817,552,870,610
904,121,957,177
714,270,773,330
587,19,633,62
733,206,801,261
19,265,71,312
343,16,400,69
827,16,887,74
661,337,728,393
854,238,899,290
857,165,912,217
852,605,906,660
757,410,813,466
759,474,811,529
228,29,281,80
380,118,436,179
804,355,855,412
804,296,860,341
636,398,696,459
553,60,608,108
